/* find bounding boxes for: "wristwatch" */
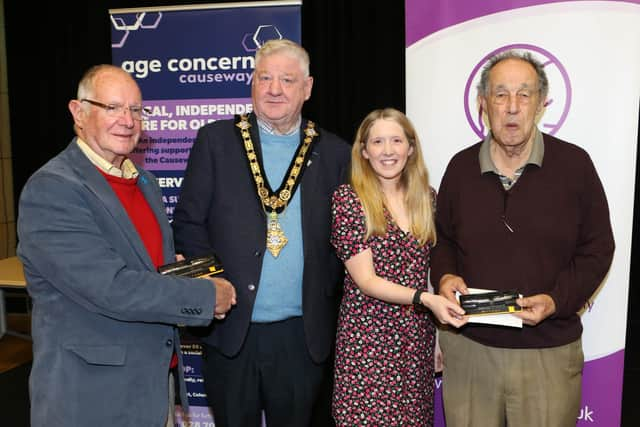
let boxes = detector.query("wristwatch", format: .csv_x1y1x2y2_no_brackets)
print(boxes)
412,289,425,306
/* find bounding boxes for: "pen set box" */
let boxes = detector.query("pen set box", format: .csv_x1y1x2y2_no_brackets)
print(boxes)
158,255,224,278
459,290,522,315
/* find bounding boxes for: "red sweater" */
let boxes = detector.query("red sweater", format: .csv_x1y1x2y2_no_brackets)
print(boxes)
100,171,178,367
100,172,164,267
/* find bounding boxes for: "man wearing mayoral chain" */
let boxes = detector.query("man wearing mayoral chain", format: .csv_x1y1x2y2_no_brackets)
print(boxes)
172,39,351,426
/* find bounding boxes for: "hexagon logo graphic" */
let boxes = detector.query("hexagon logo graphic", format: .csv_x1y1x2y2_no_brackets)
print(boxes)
242,25,283,52
111,12,163,48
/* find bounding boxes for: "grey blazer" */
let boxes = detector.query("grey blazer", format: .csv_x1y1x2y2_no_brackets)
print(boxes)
17,140,216,427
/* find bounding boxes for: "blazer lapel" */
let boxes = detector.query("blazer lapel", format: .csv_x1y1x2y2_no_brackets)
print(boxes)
300,118,321,211
65,141,156,270
246,114,268,220
136,170,175,264
299,119,322,258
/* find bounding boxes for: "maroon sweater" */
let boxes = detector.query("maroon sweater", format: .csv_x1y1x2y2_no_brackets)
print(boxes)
431,133,615,348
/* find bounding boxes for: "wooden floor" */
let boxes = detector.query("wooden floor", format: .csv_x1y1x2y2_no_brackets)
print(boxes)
0,314,32,374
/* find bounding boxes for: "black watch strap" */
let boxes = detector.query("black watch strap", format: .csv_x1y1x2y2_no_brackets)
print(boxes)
412,289,425,306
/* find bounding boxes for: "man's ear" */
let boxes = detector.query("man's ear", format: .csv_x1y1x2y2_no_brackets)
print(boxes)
68,99,85,128
478,95,488,116
304,76,314,101
536,97,547,115
478,95,490,129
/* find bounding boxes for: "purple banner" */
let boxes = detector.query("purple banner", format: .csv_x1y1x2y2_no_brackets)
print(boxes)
110,4,301,425
129,98,252,171
111,3,301,220
405,0,640,46
580,351,625,425
405,1,637,426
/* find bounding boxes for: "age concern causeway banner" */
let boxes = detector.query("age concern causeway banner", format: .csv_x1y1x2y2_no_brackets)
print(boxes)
110,2,301,425
406,1,640,426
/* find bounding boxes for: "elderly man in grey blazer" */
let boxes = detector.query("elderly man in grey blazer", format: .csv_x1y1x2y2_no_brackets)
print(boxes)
17,64,236,427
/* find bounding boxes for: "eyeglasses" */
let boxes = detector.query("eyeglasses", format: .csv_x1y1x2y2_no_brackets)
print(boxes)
489,90,536,106
80,98,150,121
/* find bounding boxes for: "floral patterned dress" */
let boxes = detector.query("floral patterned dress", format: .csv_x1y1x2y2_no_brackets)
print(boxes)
330,184,436,426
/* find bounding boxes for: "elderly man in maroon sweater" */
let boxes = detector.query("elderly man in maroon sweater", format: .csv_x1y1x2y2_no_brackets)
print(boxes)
431,51,615,427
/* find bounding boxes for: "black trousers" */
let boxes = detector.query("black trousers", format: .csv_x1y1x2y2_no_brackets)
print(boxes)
201,317,332,427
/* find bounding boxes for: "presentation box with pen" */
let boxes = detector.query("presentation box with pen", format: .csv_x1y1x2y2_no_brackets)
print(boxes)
459,290,522,316
158,255,224,278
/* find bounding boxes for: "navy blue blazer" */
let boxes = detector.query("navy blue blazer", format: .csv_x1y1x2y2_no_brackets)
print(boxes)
172,114,351,363
17,140,217,427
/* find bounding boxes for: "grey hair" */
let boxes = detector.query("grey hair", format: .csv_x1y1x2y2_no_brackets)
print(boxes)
255,39,310,77
477,50,549,100
76,64,129,100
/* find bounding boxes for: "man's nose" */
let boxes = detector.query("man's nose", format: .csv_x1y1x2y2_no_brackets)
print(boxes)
506,94,519,113
118,108,136,127
269,78,283,95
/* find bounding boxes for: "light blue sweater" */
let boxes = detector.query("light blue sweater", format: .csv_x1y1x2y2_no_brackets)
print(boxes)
251,130,304,322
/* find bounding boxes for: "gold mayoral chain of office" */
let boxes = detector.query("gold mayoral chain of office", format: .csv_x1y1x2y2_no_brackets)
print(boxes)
235,114,318,258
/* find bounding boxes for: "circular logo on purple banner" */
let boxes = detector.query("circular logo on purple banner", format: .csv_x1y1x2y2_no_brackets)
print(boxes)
464,44,572,139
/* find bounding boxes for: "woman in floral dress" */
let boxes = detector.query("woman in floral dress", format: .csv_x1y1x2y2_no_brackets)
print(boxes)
330,108,467,426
